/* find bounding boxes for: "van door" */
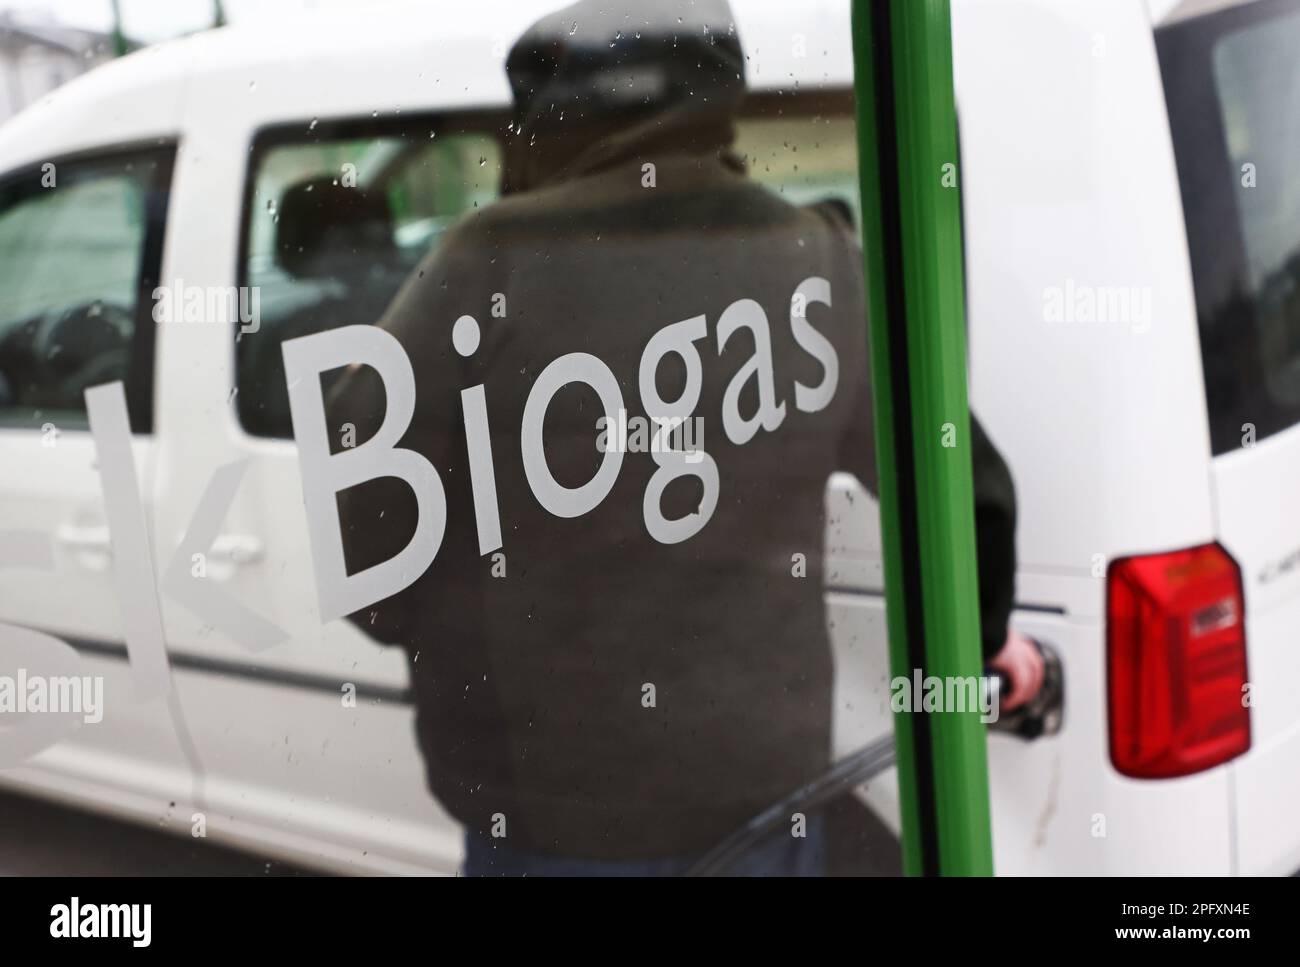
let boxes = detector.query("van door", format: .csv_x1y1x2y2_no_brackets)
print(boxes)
1158,0,1300,875
152,107,509,873
0,146,193,812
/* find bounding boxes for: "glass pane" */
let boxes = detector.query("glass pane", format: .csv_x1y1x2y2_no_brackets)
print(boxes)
238,127,504,437
0,0,1051,879
0,154,162,430
1212,12,1300,415
1158,1,1300,451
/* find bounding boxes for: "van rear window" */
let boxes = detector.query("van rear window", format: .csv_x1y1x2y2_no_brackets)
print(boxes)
1157,0,1300,454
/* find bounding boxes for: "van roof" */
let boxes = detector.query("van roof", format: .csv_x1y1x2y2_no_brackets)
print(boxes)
0,0,854,172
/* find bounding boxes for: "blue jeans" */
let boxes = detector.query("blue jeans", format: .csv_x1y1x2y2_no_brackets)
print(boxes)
463,817,827,877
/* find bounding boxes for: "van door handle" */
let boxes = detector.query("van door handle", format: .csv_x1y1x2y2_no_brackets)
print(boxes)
206,534,264,568
55,523,113,571
171,533,263,581
55,523,112,551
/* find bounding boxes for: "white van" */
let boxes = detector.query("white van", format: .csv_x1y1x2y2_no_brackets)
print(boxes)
0,0,1296,875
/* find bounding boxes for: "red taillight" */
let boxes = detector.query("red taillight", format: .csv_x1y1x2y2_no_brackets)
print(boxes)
1106,543,1250,779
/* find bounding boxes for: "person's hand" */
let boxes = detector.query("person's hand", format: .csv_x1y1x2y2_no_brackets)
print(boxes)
989,629,1044,712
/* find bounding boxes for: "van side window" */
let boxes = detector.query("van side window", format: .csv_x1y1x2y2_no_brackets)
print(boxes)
733,94,861,227
1158,2,1300,453
236,118,504,438
0,147,173,432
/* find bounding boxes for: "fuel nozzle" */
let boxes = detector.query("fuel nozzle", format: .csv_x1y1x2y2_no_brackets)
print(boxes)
987,638,1064,739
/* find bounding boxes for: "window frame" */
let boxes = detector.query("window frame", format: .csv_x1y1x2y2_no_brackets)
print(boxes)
230,93,860,439
0,140,176,435
1157,0,1300,455
232,109,511,438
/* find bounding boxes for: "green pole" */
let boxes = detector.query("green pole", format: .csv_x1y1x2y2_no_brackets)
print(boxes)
850,0,994,876
108,0,127,57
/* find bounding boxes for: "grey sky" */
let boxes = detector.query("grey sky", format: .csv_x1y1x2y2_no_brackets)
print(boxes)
0,0,364,43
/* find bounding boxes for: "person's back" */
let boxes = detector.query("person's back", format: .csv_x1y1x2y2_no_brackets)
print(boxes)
328,0,880,864
430,160,868,857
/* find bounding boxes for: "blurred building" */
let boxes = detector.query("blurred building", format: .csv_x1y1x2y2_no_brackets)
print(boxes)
0,11,122,123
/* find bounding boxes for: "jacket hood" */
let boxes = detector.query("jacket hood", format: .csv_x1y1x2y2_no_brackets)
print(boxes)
503,0,747,192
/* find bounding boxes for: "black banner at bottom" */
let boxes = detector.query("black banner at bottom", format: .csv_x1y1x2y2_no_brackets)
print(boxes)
0,874,1288,954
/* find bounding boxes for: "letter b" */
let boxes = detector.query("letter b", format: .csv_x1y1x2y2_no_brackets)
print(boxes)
282,326,445,622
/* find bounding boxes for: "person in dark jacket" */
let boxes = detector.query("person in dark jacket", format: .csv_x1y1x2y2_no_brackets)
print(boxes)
327,0,1035,875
